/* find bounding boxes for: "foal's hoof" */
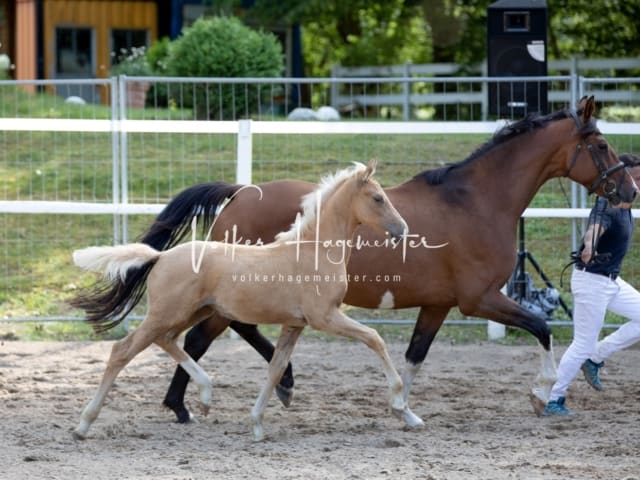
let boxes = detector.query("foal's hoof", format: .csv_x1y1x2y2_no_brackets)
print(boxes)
391,406,405,420
253,425,266,442
199,403,210,417
276,385,293,408
72,430,87,441
401,407,425,429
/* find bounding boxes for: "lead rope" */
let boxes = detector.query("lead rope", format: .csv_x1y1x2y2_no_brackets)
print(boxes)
559,197,607,287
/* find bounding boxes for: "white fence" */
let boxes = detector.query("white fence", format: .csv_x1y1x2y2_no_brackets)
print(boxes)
1,74,640,326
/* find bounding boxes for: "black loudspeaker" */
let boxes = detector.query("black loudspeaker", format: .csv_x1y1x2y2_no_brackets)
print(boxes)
487,0,548,116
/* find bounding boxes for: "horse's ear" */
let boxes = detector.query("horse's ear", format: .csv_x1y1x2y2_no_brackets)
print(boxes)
582,95,596,122
363,158,377,182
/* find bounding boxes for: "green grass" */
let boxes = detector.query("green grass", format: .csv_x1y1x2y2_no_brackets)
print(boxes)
1,86,639,343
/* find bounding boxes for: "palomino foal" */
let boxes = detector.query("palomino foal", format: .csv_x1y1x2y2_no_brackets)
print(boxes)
71,160,409,440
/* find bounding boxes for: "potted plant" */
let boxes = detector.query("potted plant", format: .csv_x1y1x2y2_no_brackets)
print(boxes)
111,46,152,108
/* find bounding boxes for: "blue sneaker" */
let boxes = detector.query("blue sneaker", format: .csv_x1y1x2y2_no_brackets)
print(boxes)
581,359,604,391
542,397,573,416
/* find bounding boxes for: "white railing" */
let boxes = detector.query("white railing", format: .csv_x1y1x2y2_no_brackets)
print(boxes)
1,117,639,221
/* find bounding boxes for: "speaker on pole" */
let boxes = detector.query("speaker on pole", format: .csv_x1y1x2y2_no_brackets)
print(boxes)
487,0,548,116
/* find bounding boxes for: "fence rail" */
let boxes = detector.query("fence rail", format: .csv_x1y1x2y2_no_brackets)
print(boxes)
331,58,640,120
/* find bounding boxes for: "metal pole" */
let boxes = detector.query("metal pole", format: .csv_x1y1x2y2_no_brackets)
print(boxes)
111,76,121,246
119,75,129,244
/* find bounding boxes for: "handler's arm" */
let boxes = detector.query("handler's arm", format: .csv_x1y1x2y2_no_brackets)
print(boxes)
581,223,606,263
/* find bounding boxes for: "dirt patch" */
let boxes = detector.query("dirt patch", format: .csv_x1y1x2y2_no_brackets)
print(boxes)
1,338,639,479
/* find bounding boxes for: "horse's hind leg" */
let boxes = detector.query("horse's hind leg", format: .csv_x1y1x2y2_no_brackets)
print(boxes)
231,320,295,407
251,325,303,442
156,337,213,417
163,316,228,423
400,305,450,428
310,310,405,421
74,326,156,440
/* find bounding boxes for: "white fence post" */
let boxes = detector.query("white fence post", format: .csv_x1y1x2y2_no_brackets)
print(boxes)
487,320,506,340
236,119,253,185
229,119,253,339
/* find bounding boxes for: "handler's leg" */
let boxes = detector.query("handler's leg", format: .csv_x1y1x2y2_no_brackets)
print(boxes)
593,278,640,362
548,271,613,403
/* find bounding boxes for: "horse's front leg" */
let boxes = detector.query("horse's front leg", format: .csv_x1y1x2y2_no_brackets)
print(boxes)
470,290,558,413
309,309,405,421
251,325,304,442
400,305,450,428
471,289,552,349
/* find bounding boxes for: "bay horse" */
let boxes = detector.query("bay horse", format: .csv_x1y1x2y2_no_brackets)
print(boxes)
80,96,637,427
71,160,410,440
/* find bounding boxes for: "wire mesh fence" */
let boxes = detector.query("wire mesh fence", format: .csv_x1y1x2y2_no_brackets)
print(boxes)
1,74,639,327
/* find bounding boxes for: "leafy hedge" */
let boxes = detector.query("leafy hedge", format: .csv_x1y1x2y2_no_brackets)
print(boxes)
166,16,284,119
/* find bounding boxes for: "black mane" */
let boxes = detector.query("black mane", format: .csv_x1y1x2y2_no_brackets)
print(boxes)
416,108,597,186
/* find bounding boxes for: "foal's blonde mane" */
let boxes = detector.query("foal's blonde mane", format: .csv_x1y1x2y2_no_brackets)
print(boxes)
276,162,367,242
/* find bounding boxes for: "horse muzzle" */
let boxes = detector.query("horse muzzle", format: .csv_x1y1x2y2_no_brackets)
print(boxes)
606,180,638,207
387,220,409,242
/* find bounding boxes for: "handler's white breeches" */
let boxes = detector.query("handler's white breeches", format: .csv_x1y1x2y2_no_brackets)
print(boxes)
549,269,640,402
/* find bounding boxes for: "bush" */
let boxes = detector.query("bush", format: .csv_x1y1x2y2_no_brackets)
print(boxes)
167,16,284,119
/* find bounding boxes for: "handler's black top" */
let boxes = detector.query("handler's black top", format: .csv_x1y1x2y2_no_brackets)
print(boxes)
576,196,634,278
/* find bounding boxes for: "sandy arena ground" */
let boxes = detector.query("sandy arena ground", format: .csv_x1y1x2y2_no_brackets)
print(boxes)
1,337,639,480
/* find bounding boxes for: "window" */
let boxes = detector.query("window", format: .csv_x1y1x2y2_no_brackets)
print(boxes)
56,27,93,76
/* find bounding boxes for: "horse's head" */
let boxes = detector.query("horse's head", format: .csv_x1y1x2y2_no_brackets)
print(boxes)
616,153,640,208
566,95,638,205
352,159,408,240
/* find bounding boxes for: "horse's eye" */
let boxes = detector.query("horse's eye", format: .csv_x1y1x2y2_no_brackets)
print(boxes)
373,194,384,204
598,142,608,152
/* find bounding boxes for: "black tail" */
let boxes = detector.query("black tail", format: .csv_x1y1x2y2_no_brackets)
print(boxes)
70,182,241,332
141,182,241,249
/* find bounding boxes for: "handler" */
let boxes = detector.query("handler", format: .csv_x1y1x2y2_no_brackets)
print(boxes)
543,154,640,416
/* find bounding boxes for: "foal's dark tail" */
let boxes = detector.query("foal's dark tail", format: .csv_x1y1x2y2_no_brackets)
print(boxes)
69,182,241,333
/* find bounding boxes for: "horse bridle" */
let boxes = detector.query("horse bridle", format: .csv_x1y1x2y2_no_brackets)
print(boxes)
566,109,625,201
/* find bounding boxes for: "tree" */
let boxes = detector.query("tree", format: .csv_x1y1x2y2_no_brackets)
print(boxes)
245,0,432,77
245,0,640,75
548,0,640,59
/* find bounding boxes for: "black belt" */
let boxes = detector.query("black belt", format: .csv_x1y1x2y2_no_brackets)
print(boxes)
575,266,617,281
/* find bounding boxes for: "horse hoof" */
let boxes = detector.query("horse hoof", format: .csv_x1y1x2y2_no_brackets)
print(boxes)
391,406,405,420
72,430,87,441
529,393,546,418
253,426,265,442
401,408,425,429
199,403,210,417
276,385,293,408
176,410,195,424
